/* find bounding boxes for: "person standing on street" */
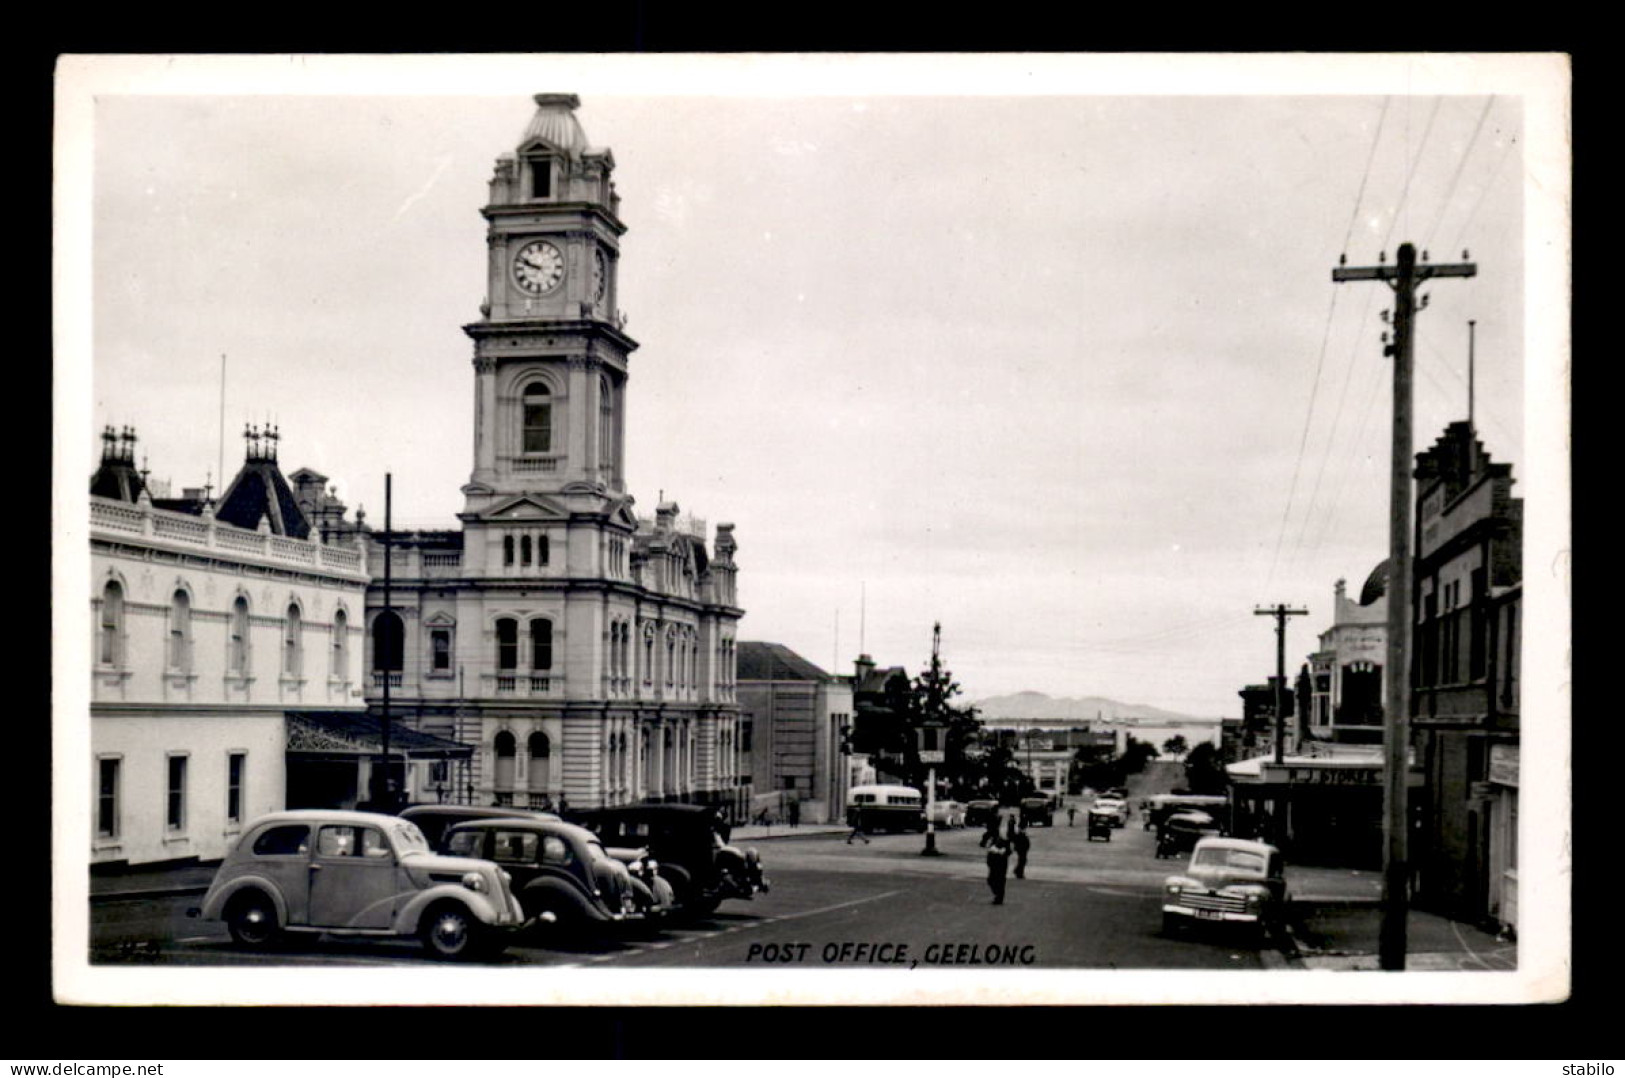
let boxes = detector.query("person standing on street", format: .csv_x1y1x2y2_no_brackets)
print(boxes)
788,799,801,828
846,812,871,845
1011,825,1031,879
1067,805,1077,827
985,831,1011,905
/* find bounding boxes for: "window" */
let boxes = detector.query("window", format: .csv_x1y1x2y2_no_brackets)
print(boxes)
529,730,551,761
522,384,552,454
599,375,614,471
227,752,245,824
97,757,119,839
331,608,349,679
496,618,518,671
99,581,124,666
169,589,192,672
166,755,187,831
536,535,550,565
372,610,404,672
540,834,571,865
493,830,539,863
503,535,515,567
283,603,303,677
252,824,310,856
431,628,452,672
229,596,250,675
317,825,387,858
527,155,553,199
530,618,553,671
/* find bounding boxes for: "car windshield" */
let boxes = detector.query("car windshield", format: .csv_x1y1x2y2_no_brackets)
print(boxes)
1193,847,1267,874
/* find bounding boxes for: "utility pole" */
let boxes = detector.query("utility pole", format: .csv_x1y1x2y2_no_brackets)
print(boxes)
1254,604,1309,767
1333,241,1476,971
377,473,395,810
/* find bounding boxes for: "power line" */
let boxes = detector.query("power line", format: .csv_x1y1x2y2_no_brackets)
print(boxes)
1449,132,1520,257
1422,96,1498,256
1380,97,1444,257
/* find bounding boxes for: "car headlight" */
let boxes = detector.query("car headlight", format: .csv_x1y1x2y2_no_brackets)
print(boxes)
461,872,487,893
1164,883,1182,896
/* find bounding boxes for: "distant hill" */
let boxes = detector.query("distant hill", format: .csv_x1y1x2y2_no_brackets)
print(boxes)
969,691,1203,723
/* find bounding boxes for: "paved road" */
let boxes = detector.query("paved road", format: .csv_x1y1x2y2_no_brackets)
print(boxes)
89,815,1273,970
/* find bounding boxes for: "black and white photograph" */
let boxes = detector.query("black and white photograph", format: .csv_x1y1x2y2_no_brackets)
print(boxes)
53,53,1570,1007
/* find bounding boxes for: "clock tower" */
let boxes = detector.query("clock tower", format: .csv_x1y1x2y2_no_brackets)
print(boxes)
462,93,635,521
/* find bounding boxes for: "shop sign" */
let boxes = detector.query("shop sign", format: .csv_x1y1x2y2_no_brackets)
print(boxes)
1489,743,1519,787
1259,763,1382,786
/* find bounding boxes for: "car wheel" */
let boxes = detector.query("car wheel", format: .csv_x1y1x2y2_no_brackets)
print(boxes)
421,902,487,961
225,891,282,949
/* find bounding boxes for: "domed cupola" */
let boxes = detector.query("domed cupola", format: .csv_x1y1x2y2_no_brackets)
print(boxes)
519,93,589,159
1358,559,1389,607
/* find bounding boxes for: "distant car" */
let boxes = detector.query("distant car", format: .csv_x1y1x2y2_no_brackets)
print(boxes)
1162,837,1289,938
398,803,560,852
1090,797,1129,828
964,799,1000,829
570,804,767,918
190,810,527,960
1156,809,1224,858
443,817,661,934
928,800,966,828
1020,796,1055,827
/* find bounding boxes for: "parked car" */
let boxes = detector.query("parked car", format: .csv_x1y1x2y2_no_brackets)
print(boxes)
928,800,966,828
398,803,559,851
1020,795,1055,827
1090,796,1129,828
1156,809,1225,858
570,804,767,918
190,810,527,960
443,817,663,935
963,799,1000,829
1161,837,1289,938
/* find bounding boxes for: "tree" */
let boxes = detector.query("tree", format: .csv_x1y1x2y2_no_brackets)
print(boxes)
1161,734,1189,758
1120,736,1158,774
1182,741,1229,795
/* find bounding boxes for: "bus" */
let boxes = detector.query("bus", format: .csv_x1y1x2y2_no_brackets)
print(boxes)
846,784,927,833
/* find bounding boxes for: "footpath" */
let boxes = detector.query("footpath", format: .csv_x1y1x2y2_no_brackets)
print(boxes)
1269,862,1515,971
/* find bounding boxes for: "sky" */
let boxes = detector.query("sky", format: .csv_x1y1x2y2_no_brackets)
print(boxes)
63,54,1569,718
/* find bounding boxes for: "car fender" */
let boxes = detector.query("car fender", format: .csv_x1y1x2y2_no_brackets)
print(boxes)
656,861,695,898
200,873,290,925
518,875,613,923
394,883,509,932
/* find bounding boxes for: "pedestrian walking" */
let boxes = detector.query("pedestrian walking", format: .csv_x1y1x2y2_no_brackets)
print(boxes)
787,799,801,828
1067,805,1077,827
1011,826,1031,879
846,813,871,845
985,832,1011,905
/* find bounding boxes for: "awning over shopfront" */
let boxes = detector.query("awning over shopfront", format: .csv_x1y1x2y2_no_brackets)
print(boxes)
286,710,474,761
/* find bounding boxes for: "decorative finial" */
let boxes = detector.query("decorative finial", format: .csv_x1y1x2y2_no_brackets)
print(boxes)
1379,251,1387,263
1338,253,1347,266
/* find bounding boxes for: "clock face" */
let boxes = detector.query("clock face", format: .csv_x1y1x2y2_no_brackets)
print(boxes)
514,240,565,295
591,249,608,303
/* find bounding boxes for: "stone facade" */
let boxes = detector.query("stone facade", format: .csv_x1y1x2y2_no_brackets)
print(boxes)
89,433,370,866
737,643,854,824
1304,567,1389,745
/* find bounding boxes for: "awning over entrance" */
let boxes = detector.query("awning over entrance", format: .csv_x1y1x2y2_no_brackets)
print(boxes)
286,710,474,761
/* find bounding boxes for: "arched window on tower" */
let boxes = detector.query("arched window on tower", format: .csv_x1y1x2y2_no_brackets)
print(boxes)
372,610,403,672
522,383,552,454
331,608,349,680
99,581,124,667
599,375,614,475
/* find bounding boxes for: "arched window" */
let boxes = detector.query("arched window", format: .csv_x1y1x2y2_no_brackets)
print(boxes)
99,580,124,666
528,731,551,761
493,730,517,793
530,618,553,671
229,596,250,674
521,383,552,454
372,610,403,672
331,608,349,678
536,535,549,565
168,589,192,672
503,535,515,567
520,535,532,567
496,618,518,671
283,603,303,677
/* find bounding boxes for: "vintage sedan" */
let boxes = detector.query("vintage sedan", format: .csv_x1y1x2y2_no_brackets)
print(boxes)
443,817,662,935
1090,796,1129,828
1161,837,1289,937
190,810,527,960
571,804,766,919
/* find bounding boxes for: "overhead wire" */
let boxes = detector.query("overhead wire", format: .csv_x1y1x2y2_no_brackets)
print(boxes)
1265,96,1391,592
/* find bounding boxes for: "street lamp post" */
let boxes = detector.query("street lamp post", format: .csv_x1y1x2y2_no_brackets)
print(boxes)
919,721,944,856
